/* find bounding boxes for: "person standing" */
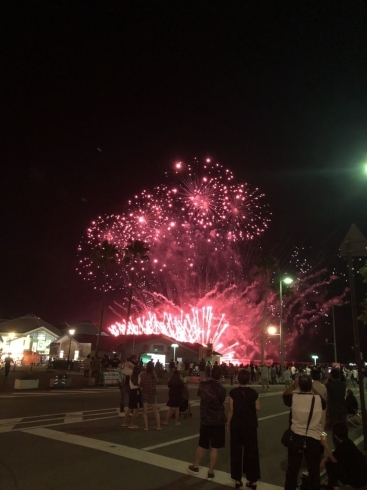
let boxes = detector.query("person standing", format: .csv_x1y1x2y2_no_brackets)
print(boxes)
199,358,206,381
163,369,184,426
227,369,261,489
4,355,13,377
140,362,161,430
270,365,277,385
260,364,270,391
83,356,91,378
188,365,226,481
282,374,325,490
128,365,142,429
120,357,134,425
283,368,292,389
311,369,327,430
228,364,235,386
324,368,347,430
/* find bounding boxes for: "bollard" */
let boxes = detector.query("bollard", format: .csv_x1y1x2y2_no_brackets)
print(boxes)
53,375,59,389
61,375,66,389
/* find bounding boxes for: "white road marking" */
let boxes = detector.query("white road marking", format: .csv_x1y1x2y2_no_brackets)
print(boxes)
142,411,290,451
64,411,83,423
0,417,23,433
23,427,282,490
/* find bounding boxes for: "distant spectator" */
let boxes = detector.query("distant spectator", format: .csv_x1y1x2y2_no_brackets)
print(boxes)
83,356,91,378
4,355,13,377
110,354,120,368
283,368,292,389
199,359,206,381
260,364,270,392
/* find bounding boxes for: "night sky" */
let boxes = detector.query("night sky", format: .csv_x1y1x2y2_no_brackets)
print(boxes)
2,2,367,342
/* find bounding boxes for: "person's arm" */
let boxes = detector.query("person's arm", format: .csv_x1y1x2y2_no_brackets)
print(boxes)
323,373,331,385
226,397,234,432
255,398,260,411
283,377,298,397
320,438,337,463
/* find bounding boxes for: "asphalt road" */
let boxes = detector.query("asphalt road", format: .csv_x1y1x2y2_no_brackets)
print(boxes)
0,384,364,490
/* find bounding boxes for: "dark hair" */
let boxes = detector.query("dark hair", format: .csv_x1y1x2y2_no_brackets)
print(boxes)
332,422,348,440
130,365,141,386
170,369,182,383
238,369,250,385
145,362,154,375
331,368,340,379
311,369,321,381
211,365,222,380
346,388,353,396
298,374,312,392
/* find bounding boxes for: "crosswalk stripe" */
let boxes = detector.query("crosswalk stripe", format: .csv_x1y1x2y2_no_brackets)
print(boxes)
22,427,282,490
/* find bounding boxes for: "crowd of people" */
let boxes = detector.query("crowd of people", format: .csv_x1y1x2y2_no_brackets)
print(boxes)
80,354,367,489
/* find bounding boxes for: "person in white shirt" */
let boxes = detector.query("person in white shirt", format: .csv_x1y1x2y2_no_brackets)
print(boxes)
282,374,326,490
311,369,327,429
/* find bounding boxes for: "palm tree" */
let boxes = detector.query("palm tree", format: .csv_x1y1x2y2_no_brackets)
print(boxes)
91,240,119,358
256,256,279,365
123,239,150,326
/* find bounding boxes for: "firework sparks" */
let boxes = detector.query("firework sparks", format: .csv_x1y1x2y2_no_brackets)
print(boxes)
107,306,230,353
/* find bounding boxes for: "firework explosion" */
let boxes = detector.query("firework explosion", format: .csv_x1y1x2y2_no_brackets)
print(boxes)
77,158,346,361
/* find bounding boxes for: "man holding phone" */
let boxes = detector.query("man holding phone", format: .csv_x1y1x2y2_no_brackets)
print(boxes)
324,368,347,430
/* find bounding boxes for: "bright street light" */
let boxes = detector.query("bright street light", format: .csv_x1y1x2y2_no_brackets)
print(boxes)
312,355,318,366
171,343,179,362
280,277,293,375
267,326,279,335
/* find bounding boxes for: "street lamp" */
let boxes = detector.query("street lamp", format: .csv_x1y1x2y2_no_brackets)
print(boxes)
312,355,318,366
171,343,178,362
280,276,293,376
67,329,75,368
268,326,281,365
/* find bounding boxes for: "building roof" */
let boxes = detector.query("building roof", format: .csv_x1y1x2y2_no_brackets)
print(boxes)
0,314,62,337
60,321,108,336
111,335,222,356
73,334,121,351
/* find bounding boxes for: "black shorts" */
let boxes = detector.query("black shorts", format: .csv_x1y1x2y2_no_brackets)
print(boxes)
198,424,225,449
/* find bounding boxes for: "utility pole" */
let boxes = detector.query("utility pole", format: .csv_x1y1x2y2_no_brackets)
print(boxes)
340,224,367,449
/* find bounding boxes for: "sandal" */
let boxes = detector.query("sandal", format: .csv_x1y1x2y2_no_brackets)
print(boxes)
246,483,257,490
235,482,243,489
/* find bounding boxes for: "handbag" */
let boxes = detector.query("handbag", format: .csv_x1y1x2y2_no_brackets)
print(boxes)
281,395,315,448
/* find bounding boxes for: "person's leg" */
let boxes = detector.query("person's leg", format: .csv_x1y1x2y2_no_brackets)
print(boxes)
152,403,161,429
208,448,218,474
130,408,138,427
164,407,173,424
192,446,206,467
284,435,304,490
143,402,149,430
325,459,348,489
174,407,180,425
242,431,261,483
304,437,321,490
230,427,243,482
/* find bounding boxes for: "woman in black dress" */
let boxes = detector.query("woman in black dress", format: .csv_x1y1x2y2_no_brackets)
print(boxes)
162,369,184,426
227,369,261,489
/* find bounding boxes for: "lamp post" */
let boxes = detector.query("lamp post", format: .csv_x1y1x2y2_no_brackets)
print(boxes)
67,329,75,369
312,355,318,366
171,343,178,363
280,277,293,376
267,326,281,365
